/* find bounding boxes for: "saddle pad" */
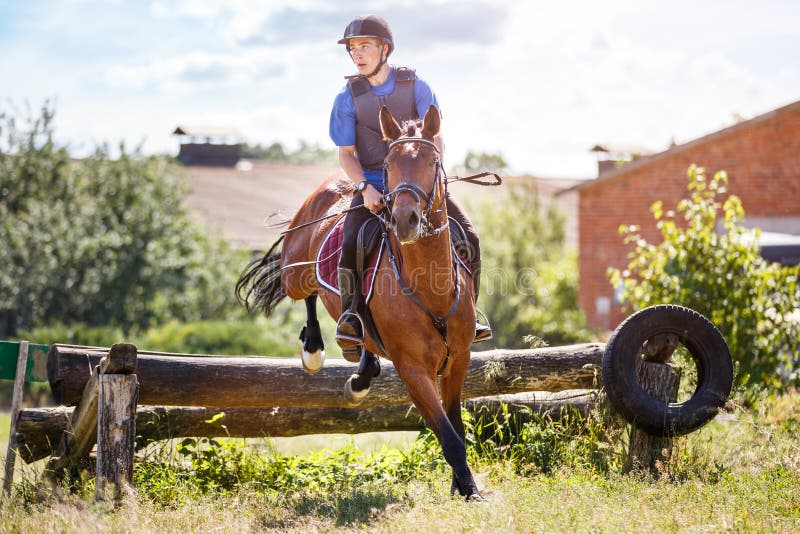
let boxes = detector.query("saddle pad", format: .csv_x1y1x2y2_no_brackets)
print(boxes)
316,217,385,302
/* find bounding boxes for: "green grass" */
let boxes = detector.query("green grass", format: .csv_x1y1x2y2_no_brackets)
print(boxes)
2,395,800,533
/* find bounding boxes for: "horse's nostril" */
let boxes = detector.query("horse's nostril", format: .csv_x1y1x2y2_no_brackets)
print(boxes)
409,212,419,228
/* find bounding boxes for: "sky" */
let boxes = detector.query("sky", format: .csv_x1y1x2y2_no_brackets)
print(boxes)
1,0,798,178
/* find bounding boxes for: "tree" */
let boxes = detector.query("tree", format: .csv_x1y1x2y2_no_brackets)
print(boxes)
462,150,508,173
0,104,242,335
608,165,800,391
471,183,595,348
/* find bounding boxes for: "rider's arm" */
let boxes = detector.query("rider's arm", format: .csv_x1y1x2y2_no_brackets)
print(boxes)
338,145,365,185
339,145,384,211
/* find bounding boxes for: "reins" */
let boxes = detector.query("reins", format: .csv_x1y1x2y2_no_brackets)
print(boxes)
277,170,501,236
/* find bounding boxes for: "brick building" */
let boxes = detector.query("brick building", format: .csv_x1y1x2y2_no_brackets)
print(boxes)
571,99,800,330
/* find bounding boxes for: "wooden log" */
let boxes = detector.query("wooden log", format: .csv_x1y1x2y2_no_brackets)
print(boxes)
627,361,682,476
15,390,605,462
14,406,71,463
45,363,101,477
47,343,605,408
96,374,139,502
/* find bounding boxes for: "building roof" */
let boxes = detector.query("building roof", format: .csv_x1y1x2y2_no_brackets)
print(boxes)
184,161,341,250
566,98,800,194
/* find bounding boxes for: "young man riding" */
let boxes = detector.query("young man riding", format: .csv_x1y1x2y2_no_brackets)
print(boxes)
329,15,491,359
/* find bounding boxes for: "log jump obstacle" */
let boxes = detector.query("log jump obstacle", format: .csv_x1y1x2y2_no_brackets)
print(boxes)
5,305,733,499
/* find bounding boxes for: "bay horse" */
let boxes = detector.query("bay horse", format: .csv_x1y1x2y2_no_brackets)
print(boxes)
236,105,482,499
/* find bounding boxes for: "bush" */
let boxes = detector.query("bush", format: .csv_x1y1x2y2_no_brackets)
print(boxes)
471,182,597,348
609,165,800,392
0,103,243,335
139,316,299,356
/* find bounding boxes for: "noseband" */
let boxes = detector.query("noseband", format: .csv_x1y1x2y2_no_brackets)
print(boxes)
383,137,448,238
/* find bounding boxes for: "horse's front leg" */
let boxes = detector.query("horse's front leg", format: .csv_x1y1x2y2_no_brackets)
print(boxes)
395,362,481,500
299,294,325,373
440,352,483,500
343,350,381,406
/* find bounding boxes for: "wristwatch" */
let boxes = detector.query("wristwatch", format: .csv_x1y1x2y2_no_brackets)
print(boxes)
356,180,369,193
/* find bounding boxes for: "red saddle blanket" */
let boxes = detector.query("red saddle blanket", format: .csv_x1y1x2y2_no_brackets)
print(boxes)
315,217,385,302
315,217,473,302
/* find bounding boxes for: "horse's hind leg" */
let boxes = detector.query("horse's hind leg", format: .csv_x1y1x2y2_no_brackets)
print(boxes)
343,350,381,406
299,294,325,374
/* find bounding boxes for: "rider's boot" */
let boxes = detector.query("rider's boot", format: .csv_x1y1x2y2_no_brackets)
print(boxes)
472,260,492,343
336,267,365,362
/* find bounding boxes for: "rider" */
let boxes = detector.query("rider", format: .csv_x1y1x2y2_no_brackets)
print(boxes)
329,15,491,359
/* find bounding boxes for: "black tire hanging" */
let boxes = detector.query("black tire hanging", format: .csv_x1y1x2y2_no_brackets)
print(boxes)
602,305,733,437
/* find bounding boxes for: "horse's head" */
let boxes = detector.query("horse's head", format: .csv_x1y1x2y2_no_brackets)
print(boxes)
380,105,445,244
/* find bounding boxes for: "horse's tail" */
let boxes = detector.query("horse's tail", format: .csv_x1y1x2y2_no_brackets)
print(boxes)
235,235,287,315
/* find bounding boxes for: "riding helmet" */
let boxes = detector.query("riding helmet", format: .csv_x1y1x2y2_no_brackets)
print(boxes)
338,15,394,56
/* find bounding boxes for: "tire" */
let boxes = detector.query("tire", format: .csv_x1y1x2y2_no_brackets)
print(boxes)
602,305,733,437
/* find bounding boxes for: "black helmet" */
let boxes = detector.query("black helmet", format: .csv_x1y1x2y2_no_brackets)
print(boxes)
338,15,394,56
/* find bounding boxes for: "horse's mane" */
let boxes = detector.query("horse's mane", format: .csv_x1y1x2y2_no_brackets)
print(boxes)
400,119,422,137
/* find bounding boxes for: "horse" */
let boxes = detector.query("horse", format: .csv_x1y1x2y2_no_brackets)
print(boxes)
236,105,482,499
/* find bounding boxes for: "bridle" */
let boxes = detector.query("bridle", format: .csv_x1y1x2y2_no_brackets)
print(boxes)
382,136,449,239
381,135,459,375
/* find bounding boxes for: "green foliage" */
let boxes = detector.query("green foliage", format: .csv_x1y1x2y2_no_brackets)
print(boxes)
241,140,337,165
609,165,800,391
0,104,244,334
465,403,621,474
138,316,298,356
134,431,443,507
472,183,596,347
18,322,126,347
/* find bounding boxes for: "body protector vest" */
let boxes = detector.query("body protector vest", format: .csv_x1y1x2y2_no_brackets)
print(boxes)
348,66,417,170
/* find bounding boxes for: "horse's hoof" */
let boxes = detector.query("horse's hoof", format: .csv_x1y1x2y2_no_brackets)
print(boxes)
466,493,486,503
343,374,369,406
301,349,325,374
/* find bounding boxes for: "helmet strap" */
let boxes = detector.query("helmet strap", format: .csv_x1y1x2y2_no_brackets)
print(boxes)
365,43,389,78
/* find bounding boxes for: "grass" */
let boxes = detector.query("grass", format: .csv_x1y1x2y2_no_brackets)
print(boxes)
1,394,800,533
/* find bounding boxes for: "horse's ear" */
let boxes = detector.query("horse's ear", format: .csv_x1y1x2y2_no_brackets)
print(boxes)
421,105,440,140
380,105,402,141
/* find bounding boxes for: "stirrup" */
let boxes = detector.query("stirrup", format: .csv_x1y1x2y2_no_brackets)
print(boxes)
336,310,365,346
473,308,493,343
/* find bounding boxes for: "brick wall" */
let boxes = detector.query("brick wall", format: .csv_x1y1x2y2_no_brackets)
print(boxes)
578,100,800,330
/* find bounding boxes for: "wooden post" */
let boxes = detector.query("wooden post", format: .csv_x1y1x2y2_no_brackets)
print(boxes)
46,344,138,484
3,341,29,495
627,360,682,476
95,373,139,502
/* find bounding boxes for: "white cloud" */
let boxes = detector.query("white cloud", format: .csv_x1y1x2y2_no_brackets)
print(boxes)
104,51,287,91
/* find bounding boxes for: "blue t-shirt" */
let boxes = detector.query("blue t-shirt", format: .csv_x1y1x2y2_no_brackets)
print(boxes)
329,67,440,191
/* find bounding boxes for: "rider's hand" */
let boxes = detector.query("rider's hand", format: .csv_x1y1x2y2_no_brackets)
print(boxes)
362,184,385,212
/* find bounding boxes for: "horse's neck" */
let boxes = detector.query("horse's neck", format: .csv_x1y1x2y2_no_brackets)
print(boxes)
393,226,455,313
